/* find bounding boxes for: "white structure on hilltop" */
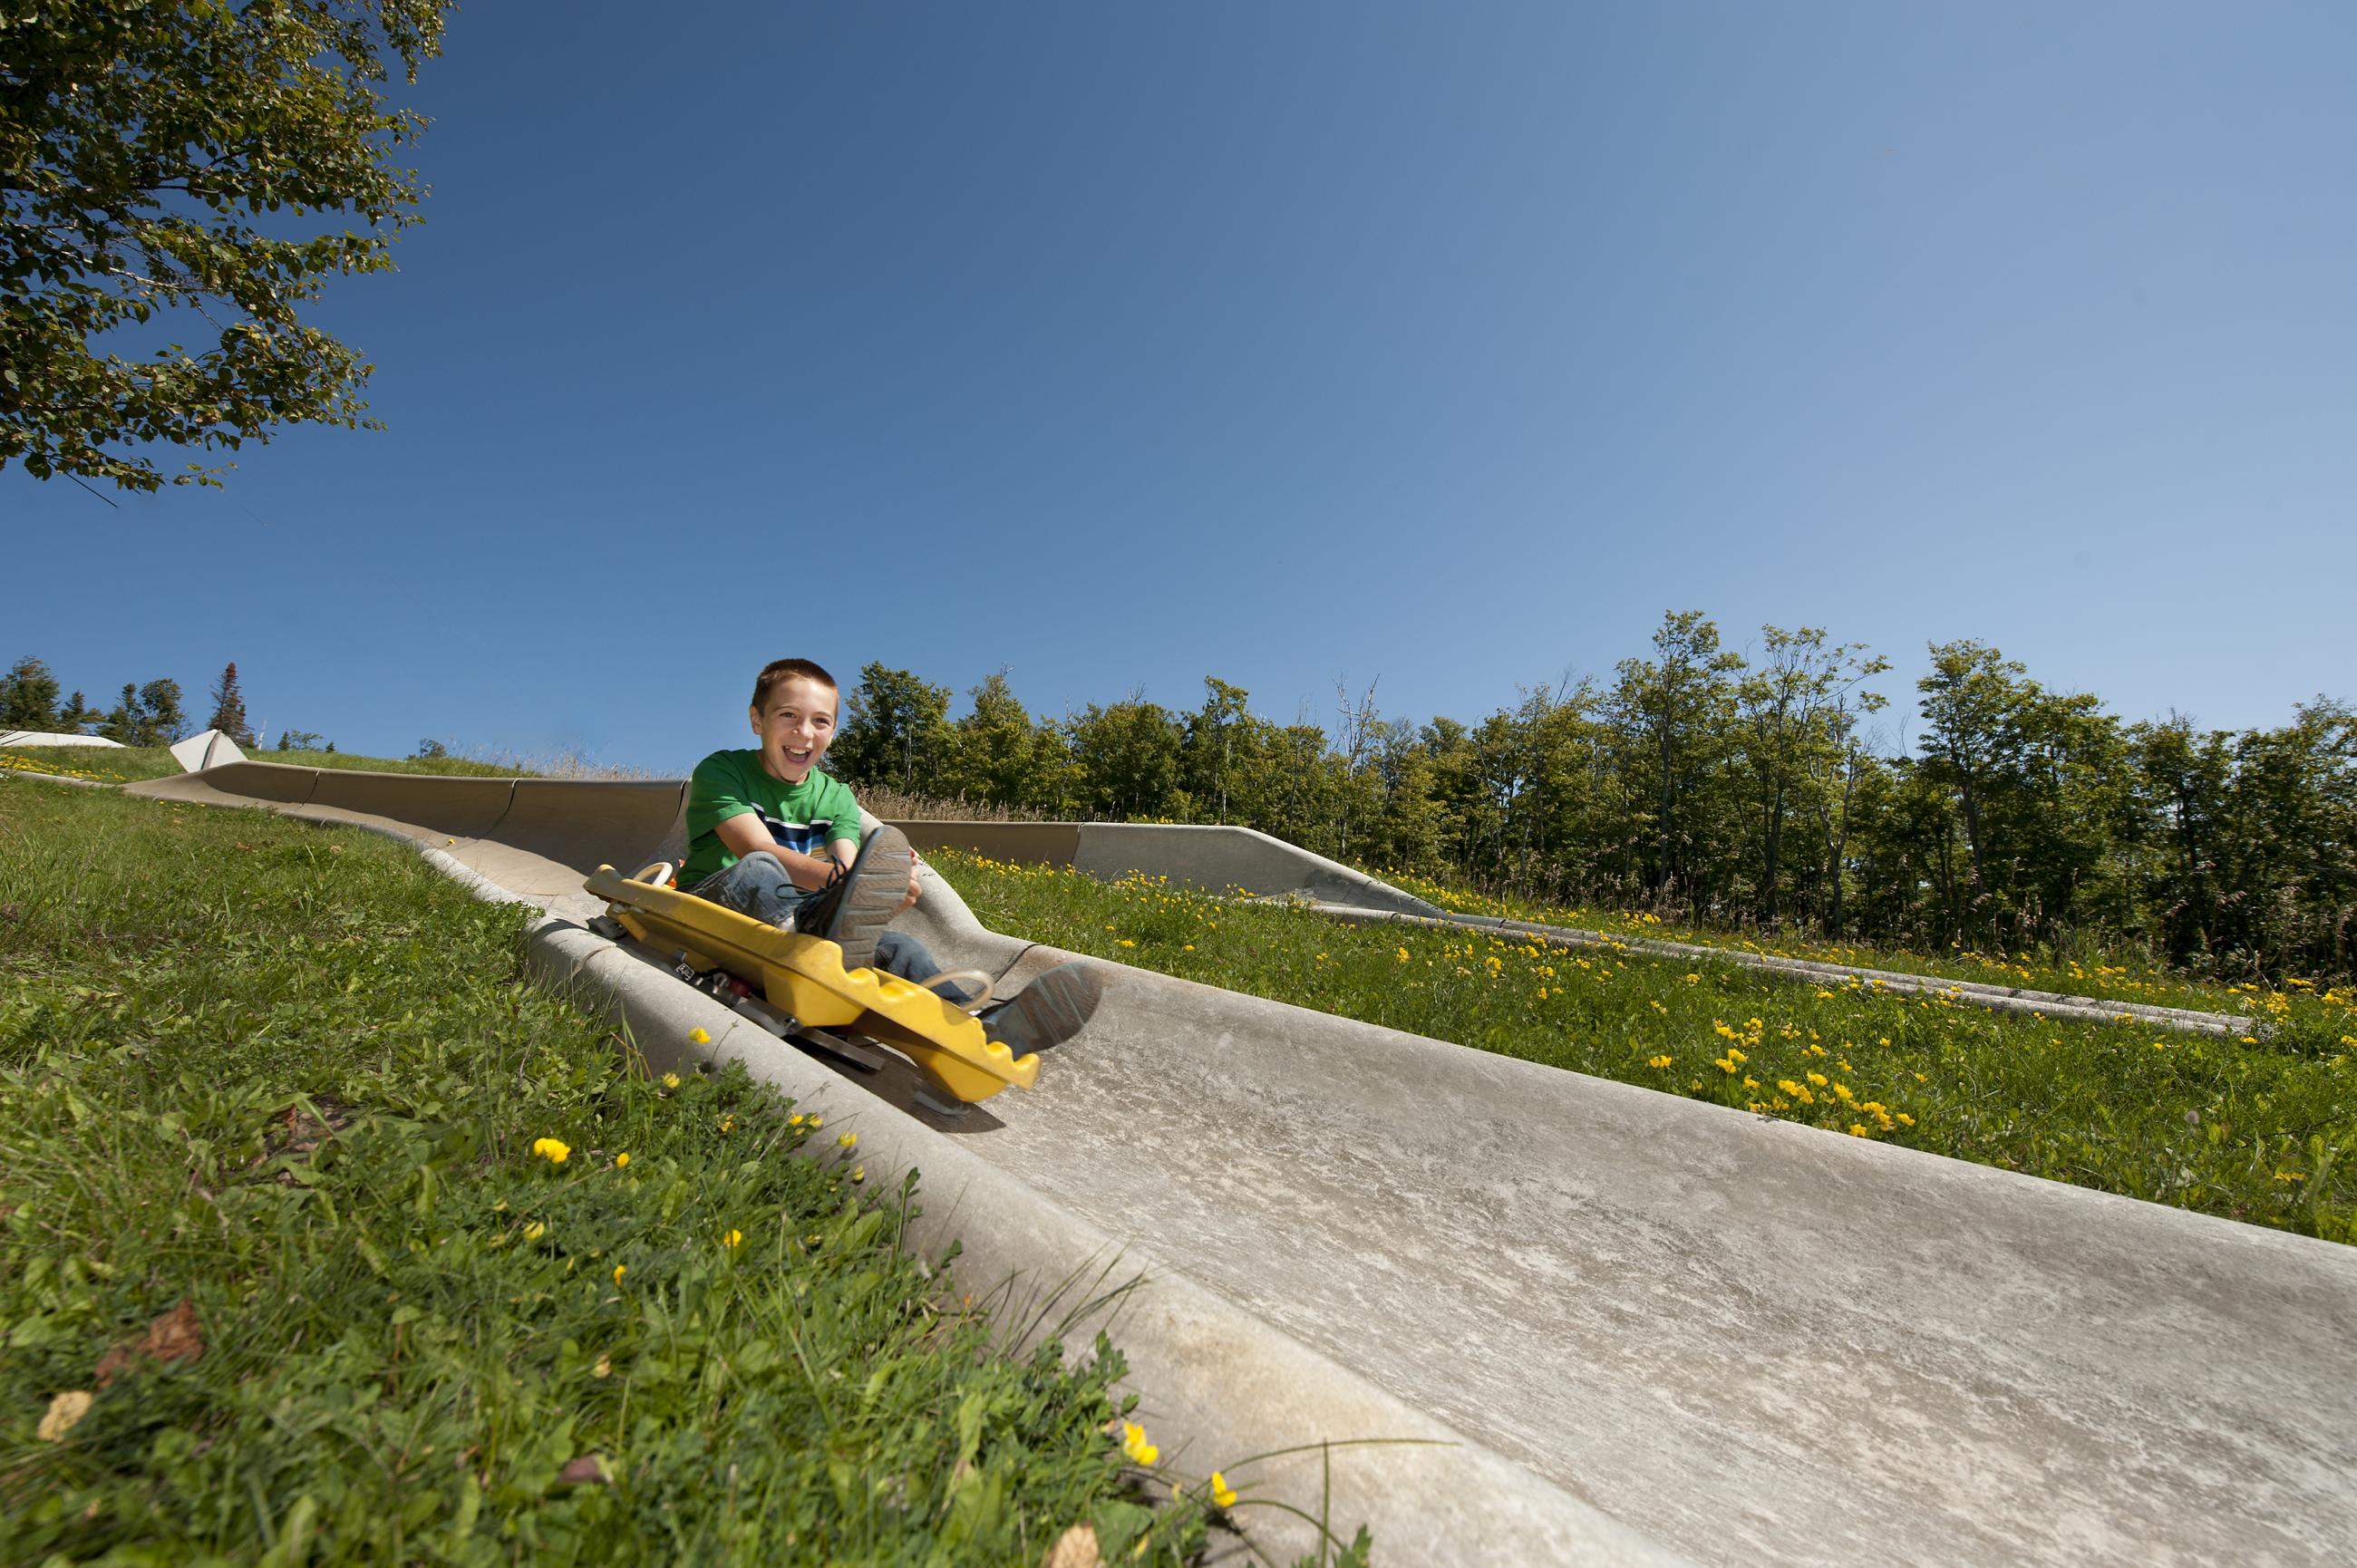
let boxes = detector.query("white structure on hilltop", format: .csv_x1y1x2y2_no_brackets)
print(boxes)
170,730,248,771
0,730,125,749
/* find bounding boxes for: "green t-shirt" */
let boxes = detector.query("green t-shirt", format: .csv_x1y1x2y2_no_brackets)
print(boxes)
680,750,864,886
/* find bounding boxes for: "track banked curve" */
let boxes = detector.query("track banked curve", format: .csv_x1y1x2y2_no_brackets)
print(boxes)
123,764,2357,1568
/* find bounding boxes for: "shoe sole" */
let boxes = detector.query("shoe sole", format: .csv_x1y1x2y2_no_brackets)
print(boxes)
817,825,912,972
987,963,1105,1055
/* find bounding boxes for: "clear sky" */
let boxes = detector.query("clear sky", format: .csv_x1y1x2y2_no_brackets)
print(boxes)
8,1,2352,769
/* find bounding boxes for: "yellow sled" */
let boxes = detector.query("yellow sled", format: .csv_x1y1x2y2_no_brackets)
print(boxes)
584,863,1040,1107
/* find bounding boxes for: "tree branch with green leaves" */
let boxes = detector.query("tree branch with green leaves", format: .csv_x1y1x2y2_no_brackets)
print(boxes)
1,0,450,491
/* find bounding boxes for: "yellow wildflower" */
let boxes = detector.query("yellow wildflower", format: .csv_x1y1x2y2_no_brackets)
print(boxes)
688,1027,710,1045
1210,1470,1237,1508
1120,1422,1159,1466
850,1165,866,1183
1684,973,1700,985
523,1222,546,1241
662,1072,681,1089
614,1152,629,1168
723,1228,743,1248
837,1132,858,1149
613,1263,626,1284
1396,947,1411,963
1646,1054,1673,1069
531,1137,571,1165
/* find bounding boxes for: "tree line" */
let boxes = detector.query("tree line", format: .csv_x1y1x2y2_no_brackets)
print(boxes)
0,657,302,750
828,615,2355,981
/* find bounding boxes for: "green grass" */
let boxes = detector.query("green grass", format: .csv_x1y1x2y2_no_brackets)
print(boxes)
0,745,538,785
0,785,1273,1565
941,852,2357,1244
1372,866,2352,1023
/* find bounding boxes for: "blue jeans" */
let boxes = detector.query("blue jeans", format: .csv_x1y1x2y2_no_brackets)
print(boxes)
690,851,975,1002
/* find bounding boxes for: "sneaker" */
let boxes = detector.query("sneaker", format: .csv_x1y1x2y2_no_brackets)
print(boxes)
978,962,1104,1056
802,825,913,973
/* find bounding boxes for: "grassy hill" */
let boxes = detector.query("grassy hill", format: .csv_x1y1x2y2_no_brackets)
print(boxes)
0,782,1264,1564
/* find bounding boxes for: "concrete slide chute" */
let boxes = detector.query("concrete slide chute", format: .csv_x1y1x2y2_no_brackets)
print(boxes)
114,766,2357,1567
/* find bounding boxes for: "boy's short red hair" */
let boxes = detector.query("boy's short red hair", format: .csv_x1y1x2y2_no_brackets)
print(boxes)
751,658,839,711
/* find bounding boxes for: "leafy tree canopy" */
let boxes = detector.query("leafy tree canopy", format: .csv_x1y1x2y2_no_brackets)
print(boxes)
2,0,450,491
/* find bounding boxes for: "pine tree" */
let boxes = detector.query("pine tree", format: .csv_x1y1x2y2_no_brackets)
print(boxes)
208,663,257,745
101,683,146,745
0,657,62,731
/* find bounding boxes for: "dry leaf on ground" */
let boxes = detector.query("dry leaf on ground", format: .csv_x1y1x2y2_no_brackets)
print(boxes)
557,1455,610,1486
95,1298,205,1388
38,1389,93,1441
1042,1523,1101,1568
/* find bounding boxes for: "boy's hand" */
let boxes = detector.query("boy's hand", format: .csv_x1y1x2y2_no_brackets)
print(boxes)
898,849,924,913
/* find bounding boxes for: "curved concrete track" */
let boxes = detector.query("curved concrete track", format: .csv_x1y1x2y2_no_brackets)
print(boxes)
120,765,2357,1567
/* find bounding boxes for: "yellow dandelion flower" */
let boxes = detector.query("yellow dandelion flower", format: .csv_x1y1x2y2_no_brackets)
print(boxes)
1396,947,1411,963
850,1164,866,1183
531,1137,571,1165
718,1115,734,1134
613,1263,627,1284
688,1027,710,1045
523,1222,546,1241
723,1228,743,1248
662,1072,681,1089
1210,1470,1237,1508
1647,1054,1674,1069
837,1131,858,1149
614,1151,629,1168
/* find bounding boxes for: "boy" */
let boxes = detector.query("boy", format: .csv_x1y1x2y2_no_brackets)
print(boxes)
679,657,1102,1058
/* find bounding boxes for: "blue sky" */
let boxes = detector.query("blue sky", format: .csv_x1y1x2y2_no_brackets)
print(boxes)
8,1,2352,768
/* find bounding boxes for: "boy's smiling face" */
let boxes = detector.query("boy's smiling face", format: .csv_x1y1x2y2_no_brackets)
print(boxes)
750,675,838,784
